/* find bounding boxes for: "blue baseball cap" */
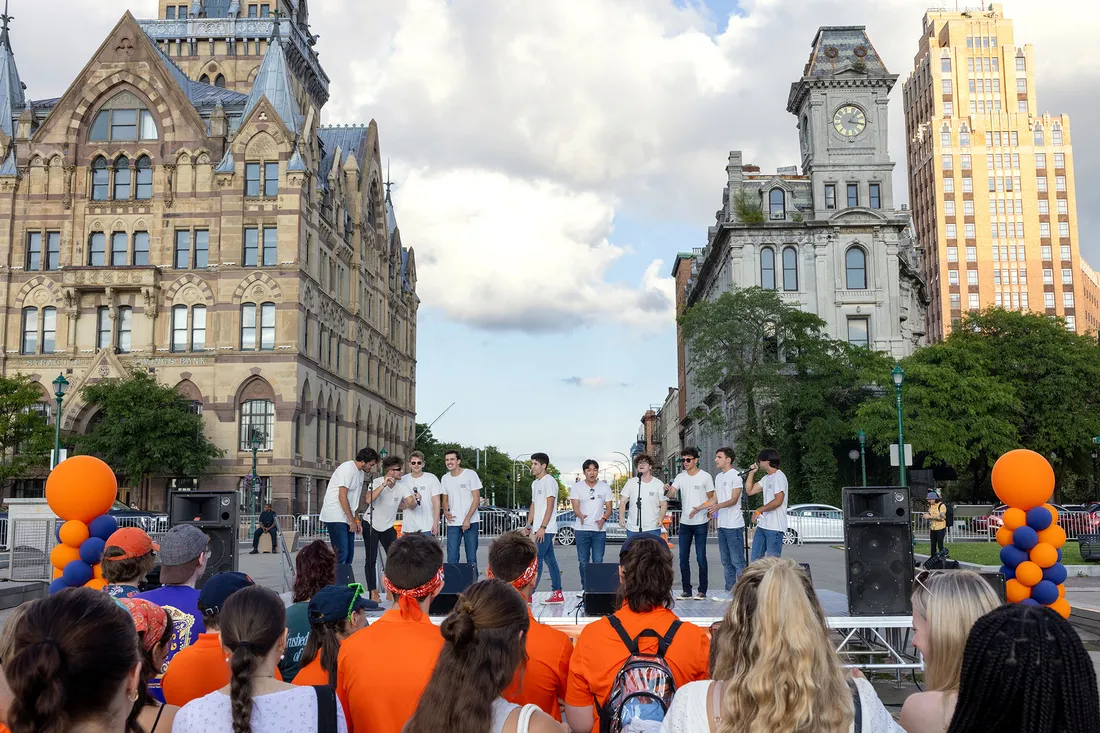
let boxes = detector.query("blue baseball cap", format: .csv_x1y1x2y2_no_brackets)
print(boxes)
308,584,373,624
198,571,255,617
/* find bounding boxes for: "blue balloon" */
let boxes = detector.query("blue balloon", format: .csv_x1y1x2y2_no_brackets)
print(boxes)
999,564,1016,581
61,559,93,587
1058,548,1064,563
1013,526,1040,551
88,514,119,541
48,578,69,595
1019,598,1041,606
1032,580,1059,605
78,536,106,565
1000,543,1029,569
1043,563,1068,586
1026,506,1053,532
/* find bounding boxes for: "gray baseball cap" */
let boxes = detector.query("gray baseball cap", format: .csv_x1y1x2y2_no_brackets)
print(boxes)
158,525,209,566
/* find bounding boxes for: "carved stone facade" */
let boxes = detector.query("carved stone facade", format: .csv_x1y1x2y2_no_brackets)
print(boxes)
0,4,418,512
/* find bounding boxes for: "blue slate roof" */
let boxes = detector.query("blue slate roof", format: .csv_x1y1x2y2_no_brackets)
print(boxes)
317,125,368,186
286,145,307,172
214,149,235,173
0,18,26,137
0,149,17,176
803,26,890,78
153,44,248,110
241,36,304,133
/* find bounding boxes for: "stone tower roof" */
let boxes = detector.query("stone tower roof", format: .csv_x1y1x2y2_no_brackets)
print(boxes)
802,26,890,79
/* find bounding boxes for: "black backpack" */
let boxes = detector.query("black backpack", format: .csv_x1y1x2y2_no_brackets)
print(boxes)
944,502,955,527
598,615,681,733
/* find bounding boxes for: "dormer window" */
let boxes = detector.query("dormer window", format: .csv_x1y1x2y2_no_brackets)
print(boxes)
769,189,786,220
89,93,158,142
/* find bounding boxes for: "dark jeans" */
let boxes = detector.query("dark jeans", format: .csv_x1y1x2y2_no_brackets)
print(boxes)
447,523,480,577
535,533,562,592
678,522,709,596
326,522,355,564
365,524,398,592
716,527,746,591
576,530,607,591
930,527,947,556
252,525,278,551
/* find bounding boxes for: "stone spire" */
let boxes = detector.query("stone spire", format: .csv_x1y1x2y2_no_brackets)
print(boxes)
240,10,303,133
0,0,26,138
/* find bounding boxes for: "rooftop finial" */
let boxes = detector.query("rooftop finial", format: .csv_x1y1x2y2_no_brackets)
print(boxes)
269,8,283,42
1,0,14,52
384,159,393,197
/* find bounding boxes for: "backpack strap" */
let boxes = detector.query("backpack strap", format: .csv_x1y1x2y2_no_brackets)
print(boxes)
848,679,862,732
607,614,639,655
313,685,338,733
656,620,682,657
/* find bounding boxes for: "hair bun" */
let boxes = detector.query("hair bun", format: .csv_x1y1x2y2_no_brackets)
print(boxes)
441,605,476,650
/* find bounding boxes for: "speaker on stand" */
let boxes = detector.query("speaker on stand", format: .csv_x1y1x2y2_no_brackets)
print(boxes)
582,563,621,617
844,486,914,616
168,491,239,589
428,563,476,615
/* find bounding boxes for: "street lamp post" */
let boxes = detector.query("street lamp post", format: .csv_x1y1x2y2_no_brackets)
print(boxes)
891,364,906,488
50,373,69,470
1092,450,1098,502
858,429,867,487
248,427,263,534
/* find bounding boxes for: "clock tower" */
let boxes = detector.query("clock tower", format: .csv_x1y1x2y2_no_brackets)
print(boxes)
787,26,898,219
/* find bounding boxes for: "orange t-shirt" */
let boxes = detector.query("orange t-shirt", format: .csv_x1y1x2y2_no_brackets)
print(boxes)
292,654,331,687
161,632,281,707
565,607,710,733
336,608,444,733
502,610,573,719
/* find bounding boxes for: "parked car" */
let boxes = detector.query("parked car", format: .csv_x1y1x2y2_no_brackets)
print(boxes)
553,509,627,545
478,506,524,534
108,501,169,533
784,504,844,545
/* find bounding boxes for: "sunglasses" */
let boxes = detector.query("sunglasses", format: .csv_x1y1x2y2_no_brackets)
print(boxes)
409,460,423,465
346,582,365,620
914,569,941,598
589,488,596,499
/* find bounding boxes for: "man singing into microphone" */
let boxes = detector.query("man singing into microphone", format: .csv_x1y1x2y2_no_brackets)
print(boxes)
363,455,417,601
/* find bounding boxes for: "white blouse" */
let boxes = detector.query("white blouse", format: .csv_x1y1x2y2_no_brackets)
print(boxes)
172,687,348,733
660,677,904,733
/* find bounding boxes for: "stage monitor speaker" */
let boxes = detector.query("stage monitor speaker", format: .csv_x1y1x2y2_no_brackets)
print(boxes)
168,490,239,589
428,563,476,616
979,571,1007,604
583,563,621,617
844,487,911,524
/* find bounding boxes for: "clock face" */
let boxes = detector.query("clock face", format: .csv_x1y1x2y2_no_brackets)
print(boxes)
833,105,867,136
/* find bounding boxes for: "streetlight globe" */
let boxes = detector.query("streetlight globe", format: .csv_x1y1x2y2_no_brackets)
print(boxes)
53,372,69,398
858,429,866,442
848,449,861,461
891,364,905,387
380,448,389,459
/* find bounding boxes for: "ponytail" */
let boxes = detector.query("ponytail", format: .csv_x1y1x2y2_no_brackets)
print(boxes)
8,639,68,733
300,618,347,689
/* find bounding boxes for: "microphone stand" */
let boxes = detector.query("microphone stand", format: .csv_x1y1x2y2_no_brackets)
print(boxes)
365,471,377,597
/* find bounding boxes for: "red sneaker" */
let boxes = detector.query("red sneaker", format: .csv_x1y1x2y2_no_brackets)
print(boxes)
542,590,565,605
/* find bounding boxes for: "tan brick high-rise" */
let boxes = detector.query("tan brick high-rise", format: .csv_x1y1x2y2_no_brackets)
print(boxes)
0,1,418,512
903,3,1084,340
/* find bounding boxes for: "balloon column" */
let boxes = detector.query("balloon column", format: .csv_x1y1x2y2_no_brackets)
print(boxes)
46,456,120,595
992,449,1070,619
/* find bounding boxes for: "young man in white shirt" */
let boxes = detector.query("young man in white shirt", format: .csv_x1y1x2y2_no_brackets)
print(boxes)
569,459,613,593
620,454,667,539
364,455,418,601
527,452,564,605
441,449,482,576
665,446,715,600
319,447,379,567
709,446,745,592
745,447,789,561
402,450,442,536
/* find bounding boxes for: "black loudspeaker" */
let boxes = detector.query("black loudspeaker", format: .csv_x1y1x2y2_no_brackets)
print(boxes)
168,491,239,589
428,563,476,615
844,487,914,616
979,571,1007,604
583,563,621,616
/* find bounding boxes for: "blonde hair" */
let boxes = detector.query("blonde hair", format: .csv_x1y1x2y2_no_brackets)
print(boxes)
712,557,853,733
911,569,1000,691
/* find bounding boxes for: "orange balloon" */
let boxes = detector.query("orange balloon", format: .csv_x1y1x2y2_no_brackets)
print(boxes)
1049,597,1071,619
83,578,108,592
49,543,80,570
1037,523,1067,549
1015,561,1043,587
1006,578,1031,603
1059,584,1066,599
1002,507,1027,530
996,526,1015,547
1030,543,1058,569
991,449,1055,510
1043,504,1059,526
46,455,117,523
58,519,90,549
93,564,104,580
52,567,63,580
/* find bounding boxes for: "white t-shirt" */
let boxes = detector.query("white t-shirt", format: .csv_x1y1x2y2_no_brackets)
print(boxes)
756,469,789,532
318,461,364,524
672,470,715,526
530,475,560,534
173,686,348,733
442,469,483,526
364,477,412,532
713,469,745,529
401,472,442,533
570,480,613,532
622,476,666,532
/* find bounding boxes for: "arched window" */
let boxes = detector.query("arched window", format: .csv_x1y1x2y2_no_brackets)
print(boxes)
782,247,798,291
1033,125,1044,146
769,188,785,220
846,246,867,290
88,94,158,142
760,247,776,290
239,399,274,451
214,74,226,88
91,157,109,201
135,156,153,200
113,156,131,200
1052,122,1063,146
315,407,323,461
199,74,210,84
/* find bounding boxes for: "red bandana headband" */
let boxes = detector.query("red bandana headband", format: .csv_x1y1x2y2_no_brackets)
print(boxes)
487,557,538,590
119,598,169,653
383,566,445,621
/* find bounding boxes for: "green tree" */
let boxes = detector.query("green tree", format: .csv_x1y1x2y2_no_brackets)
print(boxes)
0,375,54,491
76,369,223,502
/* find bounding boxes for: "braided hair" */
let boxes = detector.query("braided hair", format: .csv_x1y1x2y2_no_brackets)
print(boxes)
948,604,1100,733
219,586,287,733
